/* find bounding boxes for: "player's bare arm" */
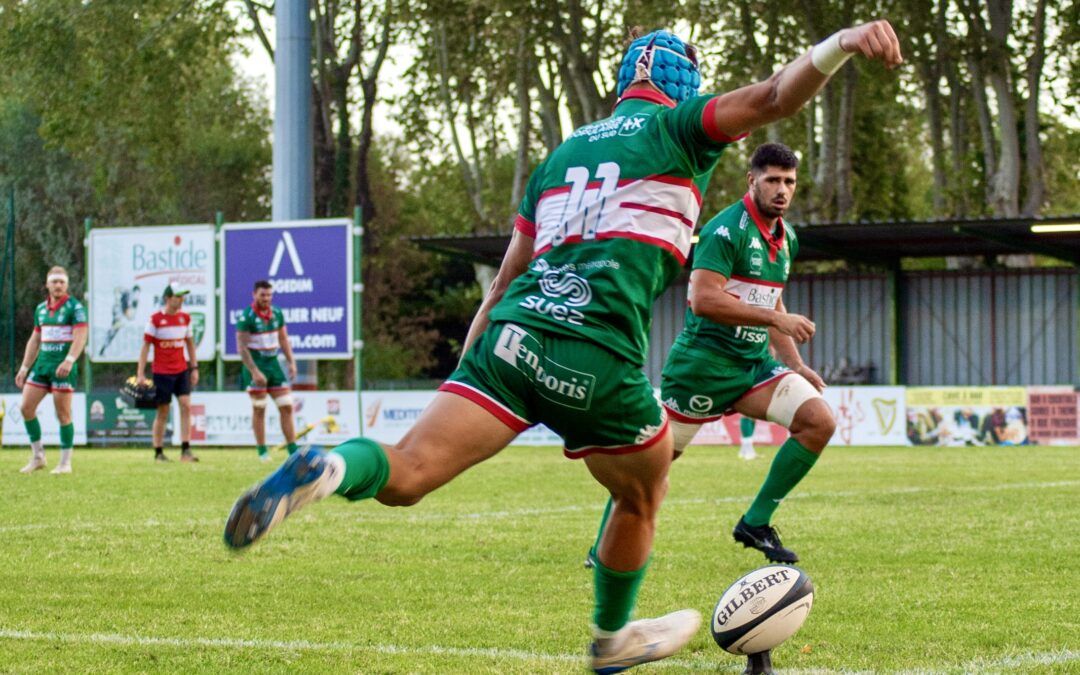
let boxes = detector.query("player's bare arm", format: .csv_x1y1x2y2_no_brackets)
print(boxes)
186,336,199,388
769,299,826,392
708,20,903,138
136,342,151,382
237,332,266,387
459,229,536,358
54,324,87,379
15,331,41,388
278,325,297,380
689,268,815,342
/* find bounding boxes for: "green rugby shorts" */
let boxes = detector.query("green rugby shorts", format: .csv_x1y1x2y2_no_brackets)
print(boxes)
660,344,792,423
441,322,668,458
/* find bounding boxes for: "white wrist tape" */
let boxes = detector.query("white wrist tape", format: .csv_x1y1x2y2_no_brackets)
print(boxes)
63,355,77,364
18,364,29,373
811,32,853,75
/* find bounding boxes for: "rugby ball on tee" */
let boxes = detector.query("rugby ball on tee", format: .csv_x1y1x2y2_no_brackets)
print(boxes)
711,565,814,655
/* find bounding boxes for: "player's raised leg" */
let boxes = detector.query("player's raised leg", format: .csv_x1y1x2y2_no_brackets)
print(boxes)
223,391,519,548
18,383,49,473
731,373,835,562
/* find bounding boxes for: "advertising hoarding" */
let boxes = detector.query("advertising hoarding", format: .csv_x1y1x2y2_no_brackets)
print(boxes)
221,220,353,360
88,225,216,363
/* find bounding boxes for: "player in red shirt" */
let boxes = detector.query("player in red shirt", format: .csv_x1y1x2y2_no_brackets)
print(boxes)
137,285,199,463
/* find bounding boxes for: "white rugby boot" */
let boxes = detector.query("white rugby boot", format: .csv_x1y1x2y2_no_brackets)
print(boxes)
590,609,701,674
50,463,72,475
20,455,47,474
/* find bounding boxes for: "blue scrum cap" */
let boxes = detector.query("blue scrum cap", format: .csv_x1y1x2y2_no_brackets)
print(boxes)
616,29,701,103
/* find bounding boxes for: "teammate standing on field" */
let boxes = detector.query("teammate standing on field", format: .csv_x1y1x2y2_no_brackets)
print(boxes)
661,142,834,563
137,285,199,463
236,280,298,461
15,266,87,475
224,21,902,673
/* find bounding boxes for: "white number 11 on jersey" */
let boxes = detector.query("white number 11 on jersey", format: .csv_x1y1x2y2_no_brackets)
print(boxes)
555,162,620,244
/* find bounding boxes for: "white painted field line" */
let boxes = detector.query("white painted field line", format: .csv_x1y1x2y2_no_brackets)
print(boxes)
2,628,1071,673
1,480,1078,533
0,627,740,671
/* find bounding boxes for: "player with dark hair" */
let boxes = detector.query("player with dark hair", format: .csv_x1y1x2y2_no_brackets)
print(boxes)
659,141,834,564
15,266,87,474
224,22,901,673
236,279,298,461
137,285,199,463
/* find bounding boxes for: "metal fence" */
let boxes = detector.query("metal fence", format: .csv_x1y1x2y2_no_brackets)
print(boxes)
646,268,1078,387
902,269,1078,385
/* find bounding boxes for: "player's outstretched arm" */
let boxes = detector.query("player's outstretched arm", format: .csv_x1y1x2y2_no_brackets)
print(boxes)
707,20,903,139
459,229,535,360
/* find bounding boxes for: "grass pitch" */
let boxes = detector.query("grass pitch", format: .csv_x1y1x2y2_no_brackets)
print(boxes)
0,444,1077,674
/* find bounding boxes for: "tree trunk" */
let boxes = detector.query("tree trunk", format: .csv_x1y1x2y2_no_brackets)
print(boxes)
835,65,857,219
533,52,563,152
433,23,487,224
509,30,532,227
1022,0,1047,215
984,0,1021,216
921,57,948,213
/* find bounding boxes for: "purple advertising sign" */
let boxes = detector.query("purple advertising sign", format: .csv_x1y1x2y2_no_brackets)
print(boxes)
221,219,353,359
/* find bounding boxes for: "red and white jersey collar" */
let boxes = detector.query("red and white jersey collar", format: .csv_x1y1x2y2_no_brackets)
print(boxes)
742,192,786,262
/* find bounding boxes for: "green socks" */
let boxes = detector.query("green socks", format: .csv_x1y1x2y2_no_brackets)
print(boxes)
593,557,648,633
287,442,299,455
256,445,269,457
59,423,74,449
740,416,756,438
332,437,391,501
24,417,42,443
744,438,819,527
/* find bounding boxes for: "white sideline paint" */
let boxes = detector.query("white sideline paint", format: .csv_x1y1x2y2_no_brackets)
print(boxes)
0,628,1073,673
0,480,1077,533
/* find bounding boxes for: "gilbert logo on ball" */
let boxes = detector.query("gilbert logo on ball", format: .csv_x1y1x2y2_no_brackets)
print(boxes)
711,565,814,655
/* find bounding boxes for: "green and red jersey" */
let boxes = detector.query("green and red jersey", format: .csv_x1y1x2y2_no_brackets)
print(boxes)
675,193,799,363
235,304,285,356
33,294,87,366
489,90,744,365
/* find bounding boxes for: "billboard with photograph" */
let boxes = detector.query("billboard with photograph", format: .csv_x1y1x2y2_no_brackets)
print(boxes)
906,387,1029,446
88,225,216,363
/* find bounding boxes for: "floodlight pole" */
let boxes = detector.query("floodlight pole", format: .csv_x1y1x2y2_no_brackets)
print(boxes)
272,0,316,387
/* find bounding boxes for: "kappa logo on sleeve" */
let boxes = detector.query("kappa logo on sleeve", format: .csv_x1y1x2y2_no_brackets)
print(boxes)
717,226,731,240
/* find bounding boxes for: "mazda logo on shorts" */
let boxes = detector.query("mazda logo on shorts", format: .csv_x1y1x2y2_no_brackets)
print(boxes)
688,395,713,413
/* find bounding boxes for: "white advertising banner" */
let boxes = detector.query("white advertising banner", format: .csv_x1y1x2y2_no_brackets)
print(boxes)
361,390,562,446
178,391,362,447
88,225,216,363
0,394,88,445
822,386,907,446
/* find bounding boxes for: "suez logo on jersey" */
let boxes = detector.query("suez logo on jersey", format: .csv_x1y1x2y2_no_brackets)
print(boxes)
493,324,595,410
519,259,593,326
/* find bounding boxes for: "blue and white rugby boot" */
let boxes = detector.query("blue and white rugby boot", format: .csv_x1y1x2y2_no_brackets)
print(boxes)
589,609,701,674
223,446,342,549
